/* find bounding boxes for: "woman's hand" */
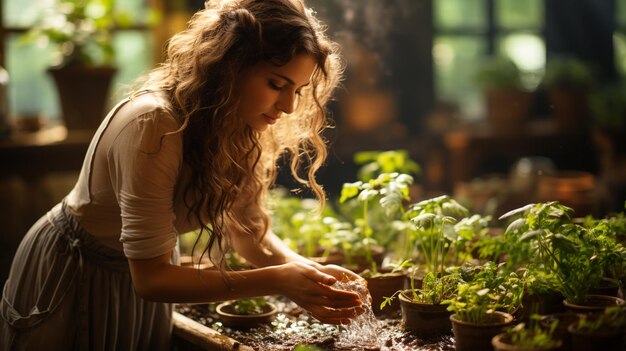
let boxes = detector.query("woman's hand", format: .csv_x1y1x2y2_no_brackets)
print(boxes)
274,261,365,324
316,264,363,283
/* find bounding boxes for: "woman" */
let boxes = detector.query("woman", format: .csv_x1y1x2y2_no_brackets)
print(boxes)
1,0,364,349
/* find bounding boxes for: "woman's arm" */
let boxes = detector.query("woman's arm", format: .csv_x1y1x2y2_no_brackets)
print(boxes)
128,252,363,324
230,229,362,282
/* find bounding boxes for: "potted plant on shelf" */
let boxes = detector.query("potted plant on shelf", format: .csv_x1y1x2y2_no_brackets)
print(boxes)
542,56,595,133
216,297,278,329
443,262,523,351
24,0,145,131
475,56,535,136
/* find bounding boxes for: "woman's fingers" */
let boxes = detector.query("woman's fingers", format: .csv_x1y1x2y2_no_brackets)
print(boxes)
319,264,363,282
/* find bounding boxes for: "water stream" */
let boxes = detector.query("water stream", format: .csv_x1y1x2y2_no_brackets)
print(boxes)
333,279,382,350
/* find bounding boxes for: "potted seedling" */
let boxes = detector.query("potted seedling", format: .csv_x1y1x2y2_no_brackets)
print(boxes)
444,262,523,351
475,56,534,135
381,267,461,336
542,56,595,132
216,297,278,329
22,0,155,131
404,195,471,276
339,172,414,315
500,202,625,313
567,306,626,351
492,314,562,351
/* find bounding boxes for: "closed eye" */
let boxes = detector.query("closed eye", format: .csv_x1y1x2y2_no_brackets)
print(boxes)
268,80,285,91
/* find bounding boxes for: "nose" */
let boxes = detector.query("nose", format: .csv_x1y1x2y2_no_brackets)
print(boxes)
276,91,296,115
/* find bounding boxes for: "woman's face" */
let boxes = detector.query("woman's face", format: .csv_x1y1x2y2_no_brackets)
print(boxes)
236,53,318,132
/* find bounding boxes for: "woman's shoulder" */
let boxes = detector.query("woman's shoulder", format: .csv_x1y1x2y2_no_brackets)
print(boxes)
107,91,182,153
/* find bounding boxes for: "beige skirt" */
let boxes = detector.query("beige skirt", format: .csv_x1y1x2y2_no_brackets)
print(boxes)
1,201,173,351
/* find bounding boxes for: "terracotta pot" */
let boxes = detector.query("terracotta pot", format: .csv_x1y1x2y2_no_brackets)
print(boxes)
398,290,452,336
216,301,277,329
484,88,534,136
450,311,514,351
588,278,621,297
540,313,584,351
563,295,625,314
364,270,406,316
48,64,117,132
519,290,566,323
536,171,596,217
492,332,562,351
567,322,625,351
548,88,589,133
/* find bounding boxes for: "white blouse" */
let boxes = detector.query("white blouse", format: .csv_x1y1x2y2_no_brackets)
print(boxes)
66,91,196,259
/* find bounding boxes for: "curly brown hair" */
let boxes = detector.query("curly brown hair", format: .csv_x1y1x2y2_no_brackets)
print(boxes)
132,0,343,269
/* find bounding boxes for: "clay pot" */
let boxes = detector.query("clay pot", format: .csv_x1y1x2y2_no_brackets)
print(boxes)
567,321,625,351
450,311,514,351
540,313,584,351
563,294,625,314
484,88,534,136
398,290,452,336
48,64,117,132
364,270,406,316
216,300,277,329
536,171,596,217
492,332,562,351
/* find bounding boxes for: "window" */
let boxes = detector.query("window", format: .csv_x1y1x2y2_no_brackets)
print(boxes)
616,0,626,77
1,0,155,122
433,0,545,121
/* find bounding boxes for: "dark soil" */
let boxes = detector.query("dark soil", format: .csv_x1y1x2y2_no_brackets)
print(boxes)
176,296,455,351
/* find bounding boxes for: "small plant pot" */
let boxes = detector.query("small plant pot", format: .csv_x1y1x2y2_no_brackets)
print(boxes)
563,294,625,314
540,312,584,351
492,332,563,351
450,311,514,351
567,322,625,351
520,290,565,322
398,290,452,336
588,278,621,297
216,301,277,329
363,270,406,316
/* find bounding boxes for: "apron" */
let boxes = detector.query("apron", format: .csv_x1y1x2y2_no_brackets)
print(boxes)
1,94,175,350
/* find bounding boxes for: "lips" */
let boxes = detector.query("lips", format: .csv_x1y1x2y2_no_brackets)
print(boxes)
263,114,279,125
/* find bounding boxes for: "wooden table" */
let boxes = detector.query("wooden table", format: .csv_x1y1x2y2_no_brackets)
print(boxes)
0,124,93,177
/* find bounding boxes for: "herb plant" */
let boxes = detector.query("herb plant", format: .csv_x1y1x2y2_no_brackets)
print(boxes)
444,262,524,324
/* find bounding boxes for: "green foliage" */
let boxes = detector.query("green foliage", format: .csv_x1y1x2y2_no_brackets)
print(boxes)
231,298,270,315
505,314,560,349
499,202,605,305
293,345,324,351
268,188,338,257
575,306,626,332
339,172,414,273
22,0,158,66
405,195,473,275
475,56,524,90
380,268,462,310
589,82,626,132
543,56,595,89
353,149,420,183
444,262,524,324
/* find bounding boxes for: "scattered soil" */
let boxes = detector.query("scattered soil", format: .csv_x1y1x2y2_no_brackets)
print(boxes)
176,296,455,351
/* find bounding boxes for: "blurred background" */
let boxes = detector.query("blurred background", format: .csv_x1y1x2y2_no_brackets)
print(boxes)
1,0,625,282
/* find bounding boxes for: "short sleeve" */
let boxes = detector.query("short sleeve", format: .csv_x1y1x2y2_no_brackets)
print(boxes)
108,109,183,259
